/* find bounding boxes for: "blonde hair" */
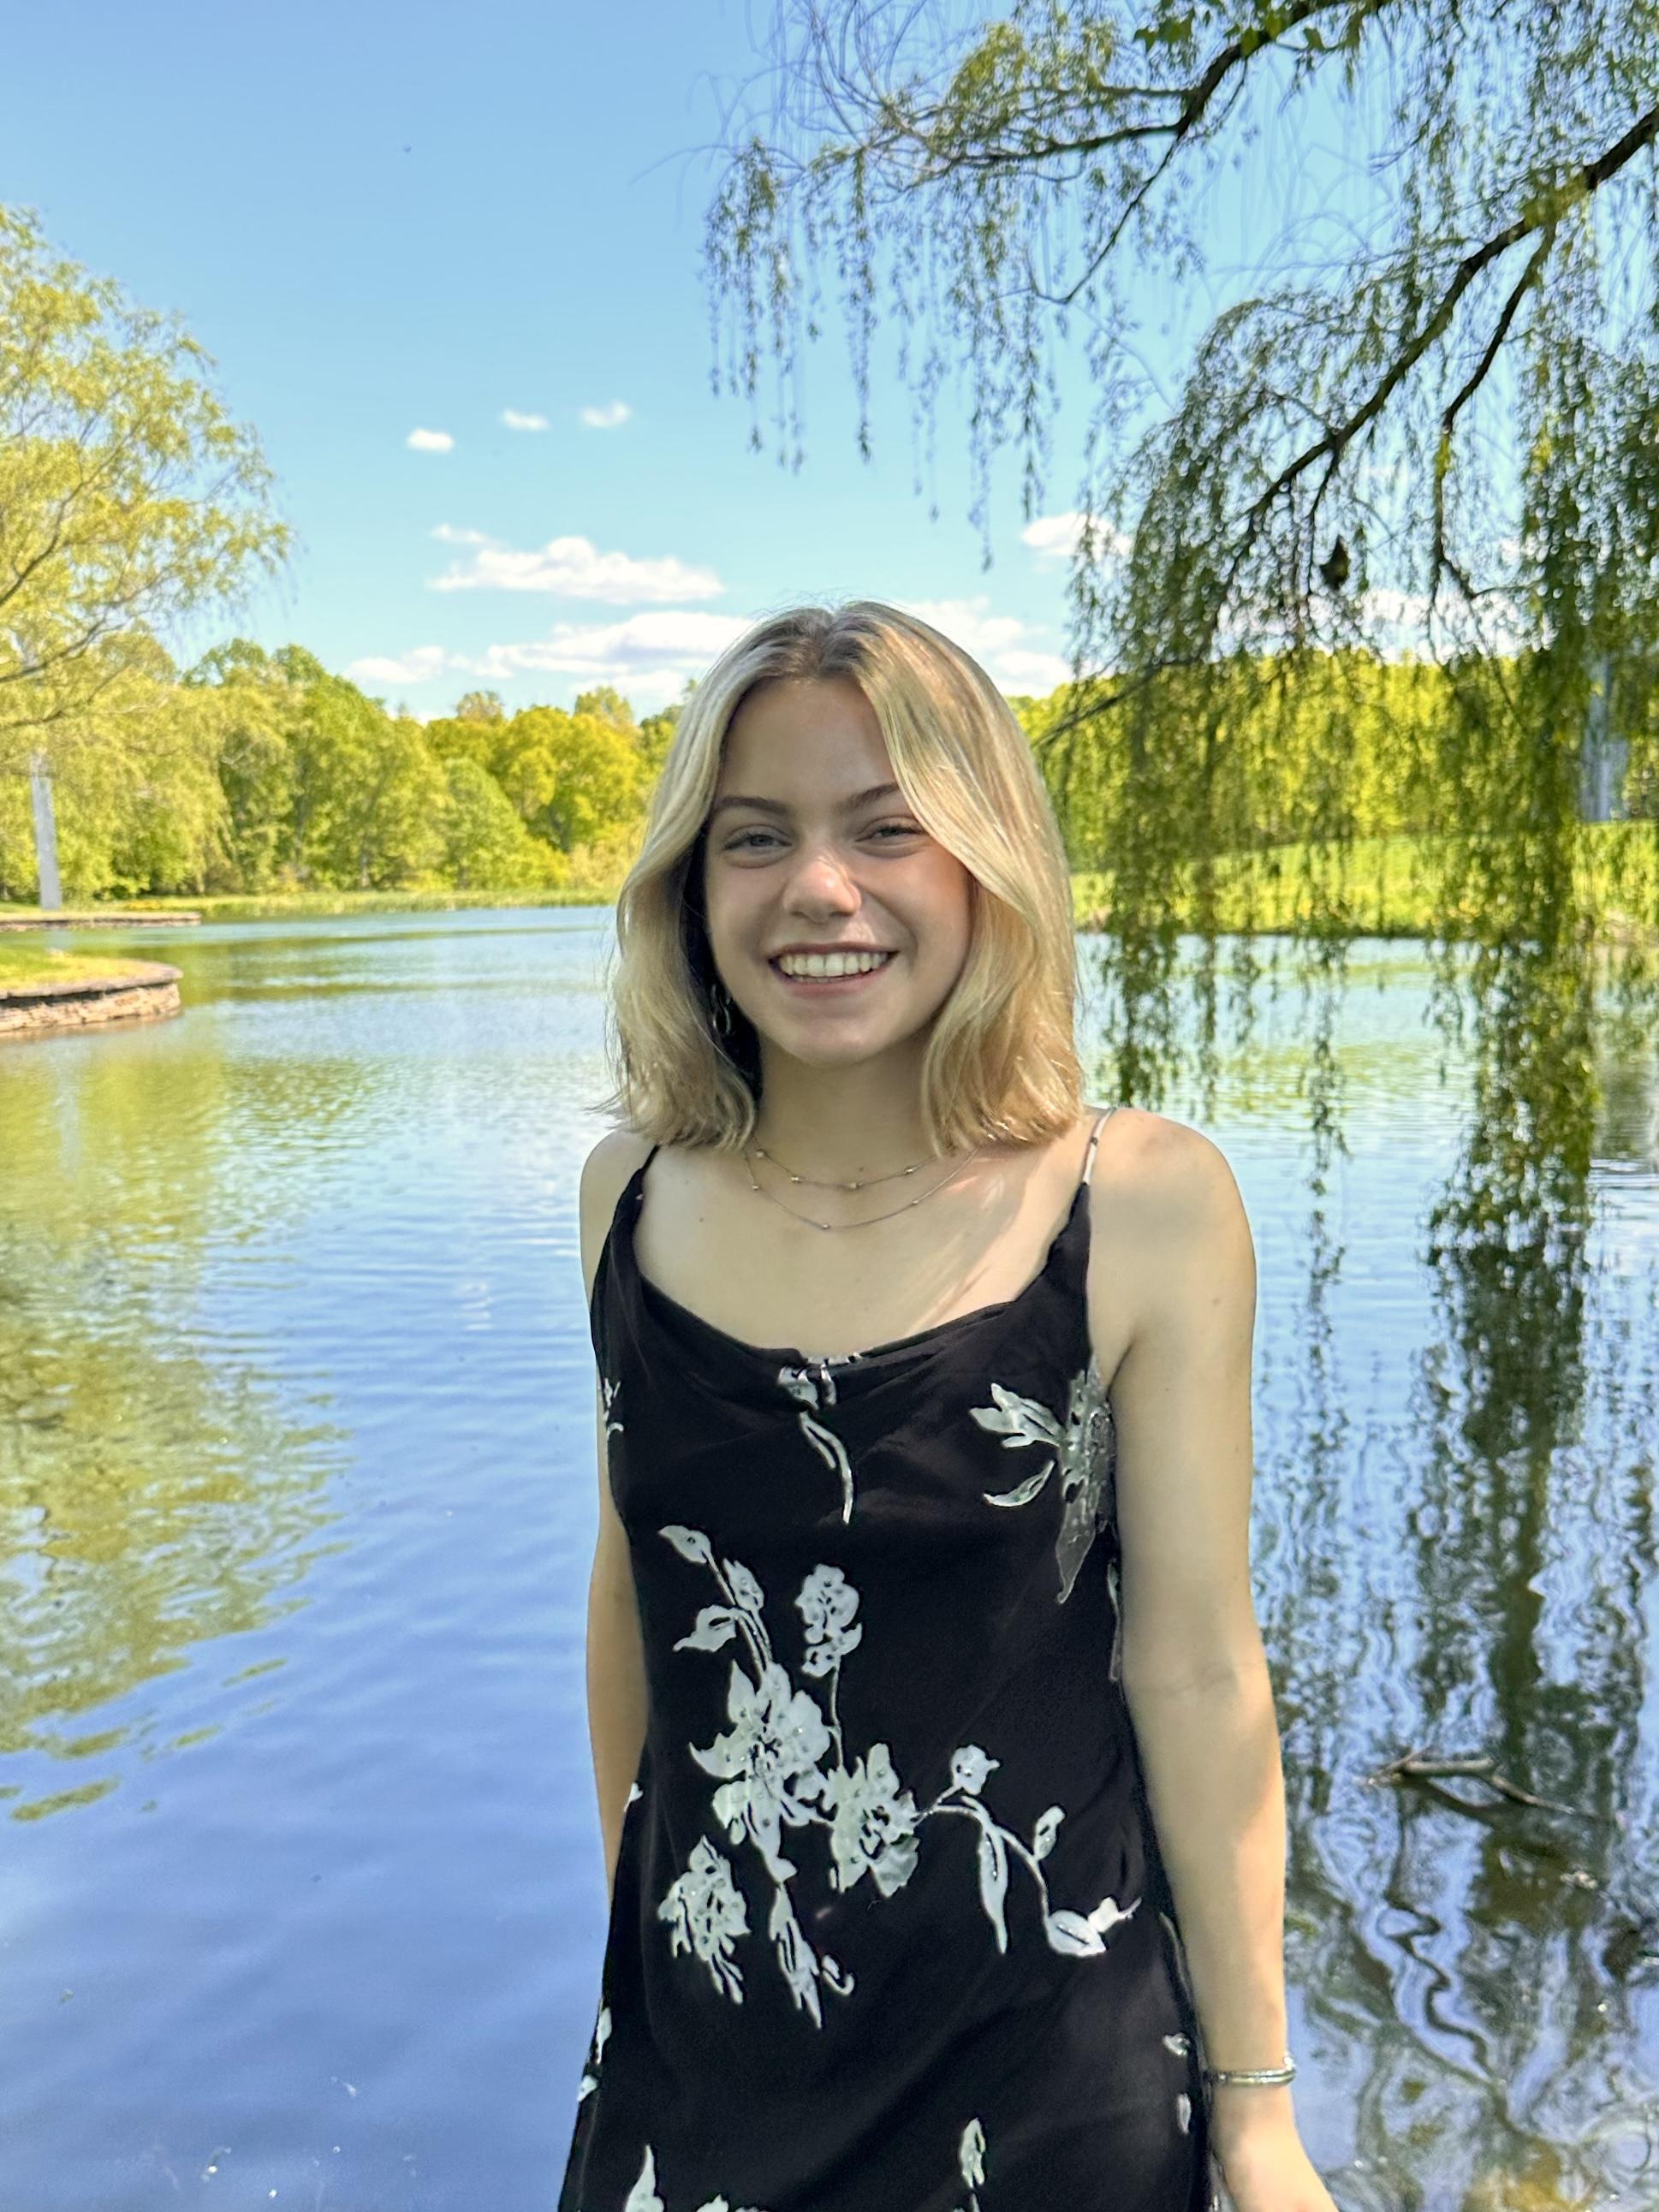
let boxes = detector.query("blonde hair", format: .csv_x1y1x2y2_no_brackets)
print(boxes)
593,598,1084,1155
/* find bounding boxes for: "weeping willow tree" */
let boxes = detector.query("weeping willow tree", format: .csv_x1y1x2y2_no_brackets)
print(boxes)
693,0,1659,1463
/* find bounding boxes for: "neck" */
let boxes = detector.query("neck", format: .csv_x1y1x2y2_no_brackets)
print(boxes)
748,1055,961,1181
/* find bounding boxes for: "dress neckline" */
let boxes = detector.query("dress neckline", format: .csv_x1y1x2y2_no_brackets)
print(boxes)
610,1152,1094,1370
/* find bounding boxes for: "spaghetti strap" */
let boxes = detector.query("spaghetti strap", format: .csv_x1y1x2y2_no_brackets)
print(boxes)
1079,1102,1119,1186
629,1139,662,1203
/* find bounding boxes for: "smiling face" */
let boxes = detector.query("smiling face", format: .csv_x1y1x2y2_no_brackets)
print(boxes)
700,675,975,1073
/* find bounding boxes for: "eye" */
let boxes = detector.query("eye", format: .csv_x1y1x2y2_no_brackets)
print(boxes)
722,822,921,852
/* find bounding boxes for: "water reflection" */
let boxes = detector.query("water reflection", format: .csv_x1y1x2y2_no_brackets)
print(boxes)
0,909,1653,2209
0,1055,350,1812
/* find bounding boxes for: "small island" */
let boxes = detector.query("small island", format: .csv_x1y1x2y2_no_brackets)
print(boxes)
0,942,183,1038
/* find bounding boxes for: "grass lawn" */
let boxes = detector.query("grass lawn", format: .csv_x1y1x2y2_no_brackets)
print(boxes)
0,941,153,990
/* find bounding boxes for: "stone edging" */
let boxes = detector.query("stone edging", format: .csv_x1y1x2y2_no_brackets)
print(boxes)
0,961,183,1038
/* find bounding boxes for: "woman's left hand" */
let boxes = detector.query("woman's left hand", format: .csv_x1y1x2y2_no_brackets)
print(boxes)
1212,2111,1341,2211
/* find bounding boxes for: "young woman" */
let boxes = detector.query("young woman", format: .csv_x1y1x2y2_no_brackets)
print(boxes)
559,603,1336,2212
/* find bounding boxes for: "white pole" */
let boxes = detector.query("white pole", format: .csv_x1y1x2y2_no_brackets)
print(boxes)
28,750,63,911
1579,650,1627,823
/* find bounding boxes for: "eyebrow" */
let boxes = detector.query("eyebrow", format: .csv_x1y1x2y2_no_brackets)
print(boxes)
708,782,903,824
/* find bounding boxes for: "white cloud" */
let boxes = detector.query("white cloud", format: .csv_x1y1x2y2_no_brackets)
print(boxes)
1353,582,1531,660
428,526,722,602
348,592,1076,714
346,645,459,687
891,595,1073,694
1021,511,1133,564
407,427,455,453
579,401,631,430
984,645,1077,694
502,408,549,431
467,610,748,687
343,612,751,712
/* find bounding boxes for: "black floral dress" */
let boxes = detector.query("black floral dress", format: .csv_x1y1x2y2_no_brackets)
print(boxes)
557,1106,1225,2212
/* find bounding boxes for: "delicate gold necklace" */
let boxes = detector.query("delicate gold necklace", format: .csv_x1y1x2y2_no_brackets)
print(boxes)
746,1141,929,1192
741,1141,984,1232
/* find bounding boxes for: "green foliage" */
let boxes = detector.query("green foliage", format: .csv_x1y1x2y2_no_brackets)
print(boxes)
0,642,656,902
458,700,652,853
0,203,289,775
573,684,639,734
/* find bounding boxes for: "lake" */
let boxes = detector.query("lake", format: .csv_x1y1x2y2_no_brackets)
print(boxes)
2,909,1656,2210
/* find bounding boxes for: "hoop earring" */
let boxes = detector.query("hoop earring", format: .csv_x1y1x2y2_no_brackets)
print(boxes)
709,980,734,1038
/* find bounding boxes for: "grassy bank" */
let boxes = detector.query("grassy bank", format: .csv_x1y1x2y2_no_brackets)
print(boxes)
0,887,602,924
1073,825,1658,943
0,941,153,989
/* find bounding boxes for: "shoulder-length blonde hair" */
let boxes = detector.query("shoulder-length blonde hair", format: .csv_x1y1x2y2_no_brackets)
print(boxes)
593,598,1084,1156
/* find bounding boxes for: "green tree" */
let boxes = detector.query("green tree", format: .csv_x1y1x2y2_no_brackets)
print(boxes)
0,633,227,900
185,640,298,890
0,204,289,895
573,684,638,734
485,703,645,853
639,681,694,778
284,675,447,889
440,754,557,889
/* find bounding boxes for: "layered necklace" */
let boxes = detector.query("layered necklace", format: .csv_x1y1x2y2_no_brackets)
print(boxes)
740,1136,984,1233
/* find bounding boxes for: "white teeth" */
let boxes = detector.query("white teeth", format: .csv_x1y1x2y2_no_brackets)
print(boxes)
774,950,894,979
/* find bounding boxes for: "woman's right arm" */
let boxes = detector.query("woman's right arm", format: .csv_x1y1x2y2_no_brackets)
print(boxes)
579,1133,651,1901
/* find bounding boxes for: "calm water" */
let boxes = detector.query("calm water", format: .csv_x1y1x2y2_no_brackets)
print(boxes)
2,910,1656,2212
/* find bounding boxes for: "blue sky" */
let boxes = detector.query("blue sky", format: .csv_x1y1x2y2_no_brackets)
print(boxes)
8,3,1385,720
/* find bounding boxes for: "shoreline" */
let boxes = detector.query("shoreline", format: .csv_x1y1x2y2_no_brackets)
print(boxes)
0,960,183,1039
0,910,202,931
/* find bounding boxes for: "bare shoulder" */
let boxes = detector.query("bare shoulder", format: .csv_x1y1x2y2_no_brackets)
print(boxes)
1085,1105,1256,1345
1092,1103,1248,1220
1084,1107,1262,1692
578,1126,657,1305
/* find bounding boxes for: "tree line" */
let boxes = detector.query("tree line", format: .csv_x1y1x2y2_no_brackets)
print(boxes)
0,635,681,902
11,623,1635,906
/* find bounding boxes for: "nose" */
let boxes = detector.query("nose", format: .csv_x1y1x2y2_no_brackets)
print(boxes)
782,842,862,913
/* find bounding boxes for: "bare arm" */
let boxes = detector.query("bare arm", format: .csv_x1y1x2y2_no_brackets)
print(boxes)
1092,1115,1299,2161
579,1133,651,1900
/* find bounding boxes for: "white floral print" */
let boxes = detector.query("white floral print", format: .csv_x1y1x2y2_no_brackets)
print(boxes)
777,1356,863,1523
659,1834,751,2001
602,2117,991,2212
971,1352,1115,1603
616,2142,771,2212
823,1744,920,1897
655,1525,1141,2022
601,1371,624,1439
955,2116,987,2212
576,2002,611,2103
795,1561,862,1674
1159,1910,1216,2148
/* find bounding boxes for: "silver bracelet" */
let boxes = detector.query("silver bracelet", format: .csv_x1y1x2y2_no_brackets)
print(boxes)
1202,2055,1296,2087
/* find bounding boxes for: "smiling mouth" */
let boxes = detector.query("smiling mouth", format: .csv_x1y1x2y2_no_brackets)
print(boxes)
768,950,898,984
